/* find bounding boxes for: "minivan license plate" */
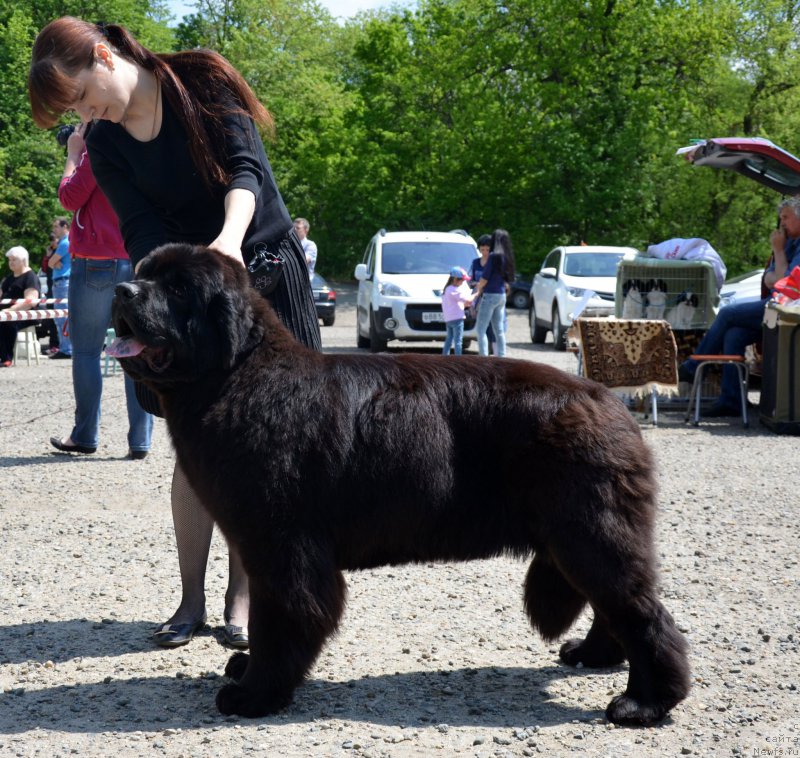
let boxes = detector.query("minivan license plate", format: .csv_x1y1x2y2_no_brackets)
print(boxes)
422,312,444,323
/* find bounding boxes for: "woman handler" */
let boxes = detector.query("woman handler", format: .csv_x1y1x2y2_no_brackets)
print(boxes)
29,16,321,648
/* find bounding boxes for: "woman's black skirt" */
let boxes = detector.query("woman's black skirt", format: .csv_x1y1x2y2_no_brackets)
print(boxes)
135,228,321,417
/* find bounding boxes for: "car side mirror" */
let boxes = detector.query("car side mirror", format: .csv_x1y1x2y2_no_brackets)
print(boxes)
354,263,368,281
540,266,557,279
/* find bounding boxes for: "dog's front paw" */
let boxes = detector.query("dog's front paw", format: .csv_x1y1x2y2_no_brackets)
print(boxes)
559,637,625,668
224,651,249,681
605,693,667,726
216,683,293,718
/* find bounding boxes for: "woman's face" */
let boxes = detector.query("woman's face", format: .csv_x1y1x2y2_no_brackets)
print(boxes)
7,255,25,274
69,46,134,125
479,244,490,259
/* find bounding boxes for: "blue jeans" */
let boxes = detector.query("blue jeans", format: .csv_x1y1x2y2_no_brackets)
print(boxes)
53,277,71,355
684,298,765,405
476,292,507,356
443,319,465,355
68,257,153,451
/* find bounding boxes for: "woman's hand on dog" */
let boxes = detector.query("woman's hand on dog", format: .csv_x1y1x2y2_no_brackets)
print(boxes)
207,188,255,269
207,237,246,268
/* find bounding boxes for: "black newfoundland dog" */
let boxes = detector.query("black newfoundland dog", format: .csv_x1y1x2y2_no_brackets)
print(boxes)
111,244,689,725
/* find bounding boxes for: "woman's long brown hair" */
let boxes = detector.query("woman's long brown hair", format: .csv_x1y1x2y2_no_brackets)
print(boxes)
29,16,274,189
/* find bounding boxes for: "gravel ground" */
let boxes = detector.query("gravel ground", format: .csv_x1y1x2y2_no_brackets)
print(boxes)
1,286,798,757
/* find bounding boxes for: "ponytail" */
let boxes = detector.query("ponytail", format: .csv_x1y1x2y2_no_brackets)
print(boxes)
489,228,516,283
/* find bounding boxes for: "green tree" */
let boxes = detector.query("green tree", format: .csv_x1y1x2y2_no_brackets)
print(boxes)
659,0,800,275
6,0,800,281
331,0,748,275
172,0,363,274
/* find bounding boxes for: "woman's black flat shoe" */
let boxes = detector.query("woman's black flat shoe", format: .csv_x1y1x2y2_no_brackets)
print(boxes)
50,437,96,455
222,623,250,650
153,614,207,648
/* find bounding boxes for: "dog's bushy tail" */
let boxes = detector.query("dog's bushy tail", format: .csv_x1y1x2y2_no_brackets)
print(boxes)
523,552,586,641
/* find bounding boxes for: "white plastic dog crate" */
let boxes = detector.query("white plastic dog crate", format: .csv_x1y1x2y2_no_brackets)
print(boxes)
615,257,723,408
615,257,719,331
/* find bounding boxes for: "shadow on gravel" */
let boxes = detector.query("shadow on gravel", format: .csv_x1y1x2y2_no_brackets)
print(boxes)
0,663,628,733
0,619,167,664
0,453,136,468
636,414,780,437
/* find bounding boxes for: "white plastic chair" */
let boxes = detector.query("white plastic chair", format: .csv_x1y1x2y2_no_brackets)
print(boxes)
13,325,41,366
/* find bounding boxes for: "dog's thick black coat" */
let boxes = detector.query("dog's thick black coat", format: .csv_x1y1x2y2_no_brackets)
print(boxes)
112,244,690,725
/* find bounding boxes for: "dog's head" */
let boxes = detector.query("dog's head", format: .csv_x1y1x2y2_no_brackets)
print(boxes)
622,279,642,298
645,279,668,306
109,244,264,385
675,290,699,308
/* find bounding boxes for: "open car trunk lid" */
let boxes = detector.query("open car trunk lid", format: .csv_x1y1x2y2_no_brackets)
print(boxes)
677,137,800,194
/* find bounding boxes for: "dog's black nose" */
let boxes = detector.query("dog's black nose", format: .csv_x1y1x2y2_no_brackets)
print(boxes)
115,281,140,300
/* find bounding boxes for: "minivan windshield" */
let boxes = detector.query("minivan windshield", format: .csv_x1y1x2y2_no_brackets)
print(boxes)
563,252,625,277
381,241,478,274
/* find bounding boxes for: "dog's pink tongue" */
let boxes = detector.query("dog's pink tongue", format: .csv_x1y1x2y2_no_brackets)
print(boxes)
106,336,145,358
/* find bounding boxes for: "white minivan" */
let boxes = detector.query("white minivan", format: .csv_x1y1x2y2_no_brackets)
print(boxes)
354,229,479,352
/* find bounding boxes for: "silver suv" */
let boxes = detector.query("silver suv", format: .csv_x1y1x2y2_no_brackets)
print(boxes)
354,229,479,352
529,245,638,350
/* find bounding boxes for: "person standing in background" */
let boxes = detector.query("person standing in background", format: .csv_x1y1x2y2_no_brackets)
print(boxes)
42,232,60,353
49,216,72,358
441,266,474,355
49,120,153,458
294,217,317,276
469,233,499,354
473,228,515,357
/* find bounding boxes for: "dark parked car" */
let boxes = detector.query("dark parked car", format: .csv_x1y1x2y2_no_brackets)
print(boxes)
507,275,532,309
311,272,336,326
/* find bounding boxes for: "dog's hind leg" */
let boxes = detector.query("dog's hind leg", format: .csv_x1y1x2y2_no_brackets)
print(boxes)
216,545,347,718
523,552,586,641
600,597,690,725
547,527,690,725
559,615,625,667
525,550,624,666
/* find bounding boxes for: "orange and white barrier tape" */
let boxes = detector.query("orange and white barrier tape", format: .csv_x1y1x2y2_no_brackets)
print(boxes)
0,308,69,322
0,298,68,306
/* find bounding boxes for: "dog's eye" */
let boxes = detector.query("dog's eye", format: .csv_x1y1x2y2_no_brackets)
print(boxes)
168,284,188,300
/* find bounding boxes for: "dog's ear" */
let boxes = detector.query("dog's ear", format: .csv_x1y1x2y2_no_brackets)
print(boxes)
207,275,263,369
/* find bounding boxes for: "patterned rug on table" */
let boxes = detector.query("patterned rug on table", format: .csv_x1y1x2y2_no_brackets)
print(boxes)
577,318,679,397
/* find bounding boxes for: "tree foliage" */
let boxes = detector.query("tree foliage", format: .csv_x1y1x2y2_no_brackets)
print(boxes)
4,0,800,279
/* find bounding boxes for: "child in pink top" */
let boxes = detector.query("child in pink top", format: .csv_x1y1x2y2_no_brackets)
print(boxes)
442,266,474,355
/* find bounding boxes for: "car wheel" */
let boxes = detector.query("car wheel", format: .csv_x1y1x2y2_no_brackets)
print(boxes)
529,300,547,344
511,290,529,310
552,307,567,351
322,315,335,327
369,315,388,353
